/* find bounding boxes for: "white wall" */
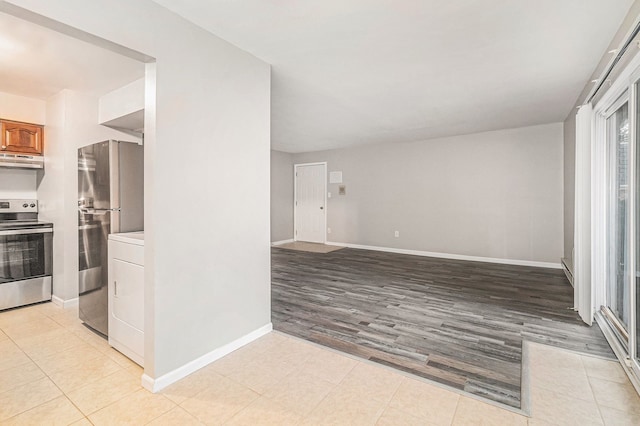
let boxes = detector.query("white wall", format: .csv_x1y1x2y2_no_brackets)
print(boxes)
291,123,564,265
4,0,271,386
271,150,294,242
39,91,66,301
0,169,37,198
149,32,270,384
0,91,46,123
0,91,45,199
37,89,138,302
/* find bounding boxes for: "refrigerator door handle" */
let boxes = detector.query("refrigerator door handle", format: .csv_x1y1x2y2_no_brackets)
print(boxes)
79,207,121,215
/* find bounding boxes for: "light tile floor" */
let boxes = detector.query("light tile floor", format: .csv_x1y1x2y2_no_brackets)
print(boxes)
1,302,640,425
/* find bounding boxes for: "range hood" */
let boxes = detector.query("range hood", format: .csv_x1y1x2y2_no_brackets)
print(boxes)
0,153,44,169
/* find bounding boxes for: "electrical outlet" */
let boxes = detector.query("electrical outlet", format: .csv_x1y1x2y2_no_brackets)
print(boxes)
327,227,332,234
394,231,399,238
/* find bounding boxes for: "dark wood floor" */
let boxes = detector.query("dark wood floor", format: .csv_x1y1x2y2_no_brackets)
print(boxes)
271,247,614,409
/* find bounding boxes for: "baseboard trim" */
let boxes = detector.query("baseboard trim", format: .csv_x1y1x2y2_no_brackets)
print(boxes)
141,322,273,393
271,239,294,246
561,258,574,286
51,295,79,309
325,241,562,269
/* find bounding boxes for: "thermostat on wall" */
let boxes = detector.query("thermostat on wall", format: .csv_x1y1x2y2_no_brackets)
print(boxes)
329,171,343,184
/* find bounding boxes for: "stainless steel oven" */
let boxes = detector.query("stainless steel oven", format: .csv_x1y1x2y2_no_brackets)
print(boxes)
0,200,53,310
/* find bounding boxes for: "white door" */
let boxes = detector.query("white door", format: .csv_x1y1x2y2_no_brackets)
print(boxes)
295,163,326,243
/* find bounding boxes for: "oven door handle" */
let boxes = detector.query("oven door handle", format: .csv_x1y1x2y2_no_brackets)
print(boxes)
0,228,53,236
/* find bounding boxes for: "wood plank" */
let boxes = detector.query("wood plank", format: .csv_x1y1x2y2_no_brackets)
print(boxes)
271,247,614,409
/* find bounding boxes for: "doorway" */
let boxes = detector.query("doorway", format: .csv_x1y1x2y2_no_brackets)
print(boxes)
294,162,326,243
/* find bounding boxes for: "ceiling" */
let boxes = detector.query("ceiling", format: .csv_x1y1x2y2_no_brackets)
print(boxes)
152,0,634,153
0,12,144,100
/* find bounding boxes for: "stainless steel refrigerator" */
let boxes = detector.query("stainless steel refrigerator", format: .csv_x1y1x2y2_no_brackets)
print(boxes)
78,140,143,336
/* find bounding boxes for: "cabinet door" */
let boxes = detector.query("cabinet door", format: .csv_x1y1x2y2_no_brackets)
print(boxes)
112,259,144,332
1,120,44,154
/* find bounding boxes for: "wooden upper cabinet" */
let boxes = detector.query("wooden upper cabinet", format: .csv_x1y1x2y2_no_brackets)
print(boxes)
1,119,44,155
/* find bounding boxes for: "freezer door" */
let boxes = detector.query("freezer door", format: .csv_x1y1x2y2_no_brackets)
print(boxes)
78,141,113,211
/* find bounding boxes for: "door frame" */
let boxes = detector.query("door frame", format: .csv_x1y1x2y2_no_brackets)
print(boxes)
603,92,631,343
592,51,640,387
293,162,327,243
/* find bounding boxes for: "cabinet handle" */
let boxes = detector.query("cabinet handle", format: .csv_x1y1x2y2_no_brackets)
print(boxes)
114,281,117,296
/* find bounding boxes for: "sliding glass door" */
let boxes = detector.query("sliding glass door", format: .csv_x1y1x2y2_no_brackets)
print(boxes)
606,97,630,339
595,55,640,385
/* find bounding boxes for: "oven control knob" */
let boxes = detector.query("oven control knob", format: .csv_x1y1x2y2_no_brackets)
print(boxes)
22,203,28,208
30,203,36,208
